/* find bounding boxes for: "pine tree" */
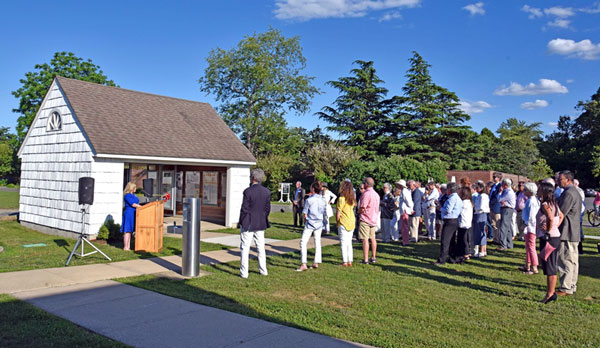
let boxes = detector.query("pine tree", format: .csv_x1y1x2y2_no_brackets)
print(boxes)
317,60,397,159
390,52,471,163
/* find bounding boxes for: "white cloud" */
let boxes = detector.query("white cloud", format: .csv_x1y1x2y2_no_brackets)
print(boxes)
547,19,571,29
566,79,575,83
274,0,421,21
458,100,492,114
379,11,402,22
463,2,485,16
548,122,558,127
522,4,581,30
521,5,543,19
580,2,600,14
494,79,568,96
521,99,549,110
544,6,575,18
548,38,600,60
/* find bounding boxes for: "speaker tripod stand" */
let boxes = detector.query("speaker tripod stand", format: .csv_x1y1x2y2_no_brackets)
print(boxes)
66,205,112,266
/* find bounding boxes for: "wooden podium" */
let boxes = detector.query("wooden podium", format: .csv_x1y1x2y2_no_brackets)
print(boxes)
135,201,164,252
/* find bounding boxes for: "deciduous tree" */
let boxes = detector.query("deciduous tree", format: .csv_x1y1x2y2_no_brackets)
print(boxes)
12,52,115,142
199,28,319,157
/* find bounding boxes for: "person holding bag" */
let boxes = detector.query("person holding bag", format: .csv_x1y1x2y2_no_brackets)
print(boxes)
536,182,564,304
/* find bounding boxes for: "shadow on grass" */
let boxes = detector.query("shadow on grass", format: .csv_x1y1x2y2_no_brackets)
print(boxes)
269,222,303,233
53,239,69,252
121,277,334,341
360,243,544,296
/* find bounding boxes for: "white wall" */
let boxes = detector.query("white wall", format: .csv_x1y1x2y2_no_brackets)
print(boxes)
19,81,94,234
88,159,124,234
226,166,250,227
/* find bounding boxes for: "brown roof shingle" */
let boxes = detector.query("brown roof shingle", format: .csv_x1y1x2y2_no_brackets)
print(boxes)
56,76,255,163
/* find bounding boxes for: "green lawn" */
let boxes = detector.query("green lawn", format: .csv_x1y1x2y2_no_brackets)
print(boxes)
0,191,19,210
0,294,128,348
209,211,337,240
0,221,230,272
119,239,600,348
584,226,600,236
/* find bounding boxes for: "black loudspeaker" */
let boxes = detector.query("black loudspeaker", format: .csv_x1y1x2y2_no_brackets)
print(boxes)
78,177,94,205
143,178,154,197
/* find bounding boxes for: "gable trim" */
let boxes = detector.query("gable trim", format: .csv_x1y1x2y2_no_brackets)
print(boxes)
17,78,97,157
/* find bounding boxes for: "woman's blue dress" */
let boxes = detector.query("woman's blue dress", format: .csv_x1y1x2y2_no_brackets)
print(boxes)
121,193,139,233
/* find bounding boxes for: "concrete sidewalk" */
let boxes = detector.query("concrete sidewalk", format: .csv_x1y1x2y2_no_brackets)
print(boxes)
13,280,368,348
2,233,367,348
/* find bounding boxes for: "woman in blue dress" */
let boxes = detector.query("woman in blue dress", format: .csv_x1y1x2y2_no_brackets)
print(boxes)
122,182,142,250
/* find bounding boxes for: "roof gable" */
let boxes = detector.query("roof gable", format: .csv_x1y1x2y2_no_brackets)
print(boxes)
54,77,255,163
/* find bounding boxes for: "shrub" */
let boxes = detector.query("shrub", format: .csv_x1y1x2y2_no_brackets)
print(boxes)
97,225,109,240
99,218,122,241
337,155,447,190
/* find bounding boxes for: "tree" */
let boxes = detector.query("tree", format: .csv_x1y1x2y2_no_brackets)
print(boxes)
317,60,397,159
590,145,600,183
12,52,115,142
529,158,554,182
305,141,360,185
0,127,18,181
539,87,600,186
255,153,297,197
199,27,319,156
390,52,471,163
495,118,542,177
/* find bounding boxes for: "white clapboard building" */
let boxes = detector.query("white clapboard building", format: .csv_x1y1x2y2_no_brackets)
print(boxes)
17,77,255,238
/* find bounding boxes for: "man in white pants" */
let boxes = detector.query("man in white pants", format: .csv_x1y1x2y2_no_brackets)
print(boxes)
239,168,271,279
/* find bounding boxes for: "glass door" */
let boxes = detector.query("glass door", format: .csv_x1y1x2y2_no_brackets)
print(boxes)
161,171,174,211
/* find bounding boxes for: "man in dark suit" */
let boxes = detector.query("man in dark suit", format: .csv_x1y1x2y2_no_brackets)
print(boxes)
292,181,306,227
556,170,582,296
239,168,271,279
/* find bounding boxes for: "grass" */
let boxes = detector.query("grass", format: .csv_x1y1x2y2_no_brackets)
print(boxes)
0,221,230,272
584,226,600,236
0,191,19,210
118,238,600,348
209,211,337,240
0,293,128,348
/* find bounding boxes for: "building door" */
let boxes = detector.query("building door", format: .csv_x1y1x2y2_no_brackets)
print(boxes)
161,170,175,212
176,171,183,214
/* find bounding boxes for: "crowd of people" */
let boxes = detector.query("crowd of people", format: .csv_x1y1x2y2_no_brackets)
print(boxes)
237,168,589,303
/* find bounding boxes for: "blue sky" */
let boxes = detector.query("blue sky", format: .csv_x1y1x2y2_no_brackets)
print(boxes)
1,0,599,137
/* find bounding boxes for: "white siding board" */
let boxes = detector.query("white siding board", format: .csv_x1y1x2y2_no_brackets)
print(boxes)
89,159,124,233
18,82,96,235
225,166,250,227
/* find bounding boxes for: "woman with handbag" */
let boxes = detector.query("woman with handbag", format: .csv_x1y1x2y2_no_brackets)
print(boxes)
536,182,564,304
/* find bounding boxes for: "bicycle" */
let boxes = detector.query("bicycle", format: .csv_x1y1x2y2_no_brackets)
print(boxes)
587,208,600,227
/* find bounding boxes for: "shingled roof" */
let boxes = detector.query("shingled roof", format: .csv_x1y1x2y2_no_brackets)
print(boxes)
55,76,255,163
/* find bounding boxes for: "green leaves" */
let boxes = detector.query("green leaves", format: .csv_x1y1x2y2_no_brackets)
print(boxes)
199,27,319,156
317,60,396,159
12,52,115,142
540,87,600,186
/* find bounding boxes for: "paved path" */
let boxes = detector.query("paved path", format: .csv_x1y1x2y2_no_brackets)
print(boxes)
2,234,365,347
13,280,367,348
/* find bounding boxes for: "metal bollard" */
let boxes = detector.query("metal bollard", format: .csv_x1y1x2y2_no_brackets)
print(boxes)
182,198,201,277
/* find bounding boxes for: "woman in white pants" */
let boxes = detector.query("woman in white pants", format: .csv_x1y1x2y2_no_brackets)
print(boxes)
336,180,356,266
